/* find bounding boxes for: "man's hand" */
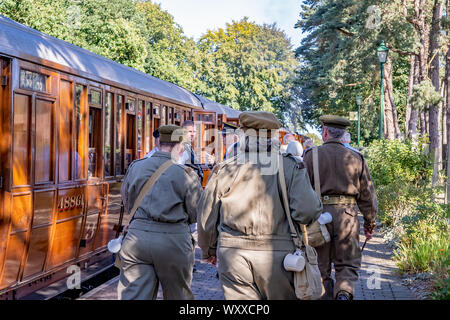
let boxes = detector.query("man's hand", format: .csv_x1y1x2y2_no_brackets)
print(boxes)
364,227,374,241
204,256,217,266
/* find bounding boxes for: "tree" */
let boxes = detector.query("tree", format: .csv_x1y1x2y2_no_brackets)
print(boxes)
197,18,300,126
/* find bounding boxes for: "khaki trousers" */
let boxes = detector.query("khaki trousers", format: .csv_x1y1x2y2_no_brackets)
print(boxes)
315,204,361,299
217,246,297,300
117,220,195,300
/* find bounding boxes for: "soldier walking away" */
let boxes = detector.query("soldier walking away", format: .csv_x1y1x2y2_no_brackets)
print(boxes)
117,125,203,300
198,111,323,300
303,115,378,300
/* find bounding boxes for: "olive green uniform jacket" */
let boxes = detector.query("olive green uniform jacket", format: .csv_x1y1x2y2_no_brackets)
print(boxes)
302,138,378,299
117,151,203,300
198,144,322,299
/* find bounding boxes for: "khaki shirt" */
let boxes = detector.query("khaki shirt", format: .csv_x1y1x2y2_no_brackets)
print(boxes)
198,147,323,259
120,151,202,225
302,138,378,229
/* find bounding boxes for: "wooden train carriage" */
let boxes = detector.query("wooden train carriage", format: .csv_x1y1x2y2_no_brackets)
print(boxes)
0,15,204,299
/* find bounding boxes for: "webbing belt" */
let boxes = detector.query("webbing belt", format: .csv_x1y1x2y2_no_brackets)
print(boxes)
321,195,356,205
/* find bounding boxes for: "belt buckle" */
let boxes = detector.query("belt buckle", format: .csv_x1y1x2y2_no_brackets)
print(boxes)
323,195,329,201
340,195,344,201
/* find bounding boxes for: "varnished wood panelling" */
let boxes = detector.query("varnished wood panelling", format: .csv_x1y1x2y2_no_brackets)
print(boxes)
46,217,82,270
11,193,31,233
22,225,51,279
32,190,55,227
0,232,26,288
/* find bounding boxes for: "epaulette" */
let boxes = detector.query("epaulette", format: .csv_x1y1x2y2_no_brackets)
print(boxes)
184,166,193,175
283,153,305,169
217,155,238,172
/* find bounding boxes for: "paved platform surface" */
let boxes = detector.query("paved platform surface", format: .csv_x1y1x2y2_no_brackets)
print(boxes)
79,218,417,300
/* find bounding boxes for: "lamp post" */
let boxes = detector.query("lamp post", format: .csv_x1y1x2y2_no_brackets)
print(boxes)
377,41,389,139
356,93,362,147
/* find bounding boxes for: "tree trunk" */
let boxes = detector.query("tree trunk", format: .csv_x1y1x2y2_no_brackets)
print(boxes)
420,111,426,135
446,8,450,202
383,58,396,140
385,57,402,139
428,0,443,187
408,55,420,138
406,55,415,136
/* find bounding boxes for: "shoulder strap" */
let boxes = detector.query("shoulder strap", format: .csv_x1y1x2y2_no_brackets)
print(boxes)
312,146,321,197
128,159,173,221
278,154,307,249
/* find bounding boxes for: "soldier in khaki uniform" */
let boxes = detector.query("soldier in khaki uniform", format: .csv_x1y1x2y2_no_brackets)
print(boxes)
198,111,323,300
117,125,203,300
302,115,378,300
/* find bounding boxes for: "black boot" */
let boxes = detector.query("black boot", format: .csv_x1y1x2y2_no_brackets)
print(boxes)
336,290,353,300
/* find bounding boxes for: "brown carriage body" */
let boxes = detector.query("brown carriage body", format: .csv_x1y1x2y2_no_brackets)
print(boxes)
0,15,215,299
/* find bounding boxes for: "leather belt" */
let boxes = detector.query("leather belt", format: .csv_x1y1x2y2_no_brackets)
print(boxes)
321,195,356,205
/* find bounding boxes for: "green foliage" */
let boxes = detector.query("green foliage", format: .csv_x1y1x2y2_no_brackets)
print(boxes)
394,204,449,274
364,137,433,226
365,139,449,295
198,18,300,124
410,80,443,110
430,275,450,300
295,0,422,143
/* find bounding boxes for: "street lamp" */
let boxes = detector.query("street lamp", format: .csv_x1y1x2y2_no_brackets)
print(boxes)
377,40,389,139
356,93,362,147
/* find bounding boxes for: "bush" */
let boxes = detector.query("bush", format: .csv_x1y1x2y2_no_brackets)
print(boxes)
364,138,449,299
364,137,433,227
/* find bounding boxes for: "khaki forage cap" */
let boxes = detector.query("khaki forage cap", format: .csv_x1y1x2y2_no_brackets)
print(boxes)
320,115,351,129
158,124,186,143
239,111,282,130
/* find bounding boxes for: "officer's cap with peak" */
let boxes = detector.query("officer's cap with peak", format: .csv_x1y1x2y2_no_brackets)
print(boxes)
158,125,187,143
320,115,351,129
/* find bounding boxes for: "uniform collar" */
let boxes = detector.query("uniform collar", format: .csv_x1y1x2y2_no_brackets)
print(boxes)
324,137,344,145
152,151,173,159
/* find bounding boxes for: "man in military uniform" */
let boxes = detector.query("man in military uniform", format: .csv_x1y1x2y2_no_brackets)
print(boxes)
221,122,239,161
198,111,323,300
303,115,378,300
117,125,203,300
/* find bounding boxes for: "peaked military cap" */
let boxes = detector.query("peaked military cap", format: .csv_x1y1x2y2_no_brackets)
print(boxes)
239,111,282,130
222,122,238,134
320,115,351,129
158,124,186,143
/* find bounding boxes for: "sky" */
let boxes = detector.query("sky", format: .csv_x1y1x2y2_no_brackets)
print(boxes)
157,0,304,47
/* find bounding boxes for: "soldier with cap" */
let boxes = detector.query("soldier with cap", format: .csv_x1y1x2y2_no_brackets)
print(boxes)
302,115,378,300
221,122,239,161
118,124,203,300
198,111,323,300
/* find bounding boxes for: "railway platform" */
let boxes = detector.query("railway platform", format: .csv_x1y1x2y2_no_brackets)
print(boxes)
78,217,417,300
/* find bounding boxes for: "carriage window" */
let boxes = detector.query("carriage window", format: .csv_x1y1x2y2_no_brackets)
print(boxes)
88,107,102,178
137,101,143,158
168,107,173,124
75,85,87,180
126,98,135,112
35,99,54,183
104,92,113,177
145,102,151,153
89,89,102,105
115,95,124,175
125,113,136,170
59,80,72,182
161,106,167,125
19,69,47,92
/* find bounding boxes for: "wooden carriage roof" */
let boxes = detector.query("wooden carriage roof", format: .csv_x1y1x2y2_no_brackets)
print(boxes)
195,95,241,119
0,15,202,108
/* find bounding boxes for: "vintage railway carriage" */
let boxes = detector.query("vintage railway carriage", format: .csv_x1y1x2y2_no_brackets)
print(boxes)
0,15,211,299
